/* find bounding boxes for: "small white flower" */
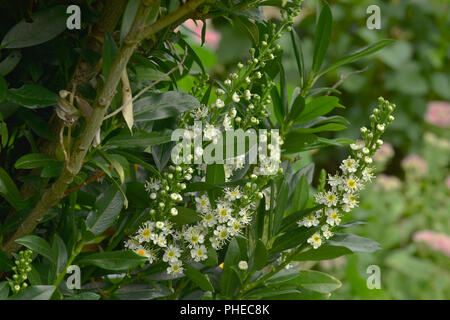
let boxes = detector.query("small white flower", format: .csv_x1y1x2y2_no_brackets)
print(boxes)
326,208,341,226
321,225,334,239
243,89,252,100
238,260,248,270
145,178,161,192
167,260,183,275
216,203,233,223
377,124,385,132
232,92,240,103
225,187,242,201
324,191,339,207
163,245,181,263
224,79,231,86
191,245,208,262
340,157,358,173
170,207,178,216
215,98,225,108
307,233,322,249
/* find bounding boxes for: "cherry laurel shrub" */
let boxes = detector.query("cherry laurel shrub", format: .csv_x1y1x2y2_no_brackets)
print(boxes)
0,0,395,299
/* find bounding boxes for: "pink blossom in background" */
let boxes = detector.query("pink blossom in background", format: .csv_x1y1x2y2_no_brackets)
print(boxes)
373,142,394,163
413,230,450,257
182,19,221,50
446,176,450,189
425,101,450,128
401,154,428,177
374,174,402,191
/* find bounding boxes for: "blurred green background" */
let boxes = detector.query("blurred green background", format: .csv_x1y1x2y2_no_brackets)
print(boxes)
183,0,450,299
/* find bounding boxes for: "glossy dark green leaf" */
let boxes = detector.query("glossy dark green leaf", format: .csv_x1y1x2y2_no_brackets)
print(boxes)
171,206,201,225
206,164,225,205
253,240,268,271
291,175,309,212
17,108,54,141
296,96,343,124
0,50,22,76
1,6,67,49
0,282,9,299
265,269,301,286
8,285,56,300
102,33,118,78
328,233,382,253
270,227,316,254
65,292,101,300
221,238,241,297
235,17,259,45
0,76,7,103
0,250,13,272
134,91,200,122
77,250,147,271
120,0,140,43
15,235,56,265
86,185,125,236
293,245,352,261
312,2,332,73
106,129,172,148
7,85,58,108
272,179,289,234
15,153,57,169
283,132,318,154
0,167,25,210
184,263,214,292
287,90,305,122
294,270,341,293
52,234,67,274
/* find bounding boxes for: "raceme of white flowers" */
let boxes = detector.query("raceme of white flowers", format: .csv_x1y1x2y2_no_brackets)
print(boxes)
299,97,396,249
124,4,302,275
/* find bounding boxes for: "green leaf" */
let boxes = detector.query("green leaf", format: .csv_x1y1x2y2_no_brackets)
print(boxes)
287,90,305,122
291,123,347,134
15,235,56,265
253,240,268,271
114,284,171,300
0,167,25,210
17,108,54,141
328,233,381,253
271,227,316,254
0,250,13,272
294,270,341,294
291,175,309,212
120,0,140,43
171,206,201,225
270,86,284,124
52,234,67,274
102,33,118,78
134,91,201,122
0,281,9,299
235,17,259,45
0,76,7,103
272,179,289,234
283,132,318,154
0,50,22,76
297,96,343,124
206,164,225,205
77,250,147,271
8,285,56,300
86,185,125,236
106,129,172,148
204,247,218,267
65,292,101,300
1,6,67,49
184,263,214,292
7,85,58,108
221,238,241,297
293,245,352,261
317,39,395,78
15,153,57,169
265,269,301,286
312,2,332,73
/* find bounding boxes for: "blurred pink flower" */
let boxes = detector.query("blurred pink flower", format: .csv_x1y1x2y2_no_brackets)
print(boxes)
374,174,402,191
425,101,450,128
182,19,221,49
373,142,394,163
446,176,450,189
401,154,428,177
413,230,450,257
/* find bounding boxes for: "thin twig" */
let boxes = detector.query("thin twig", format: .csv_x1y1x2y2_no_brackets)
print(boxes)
325,66,368,96
103,46,189,120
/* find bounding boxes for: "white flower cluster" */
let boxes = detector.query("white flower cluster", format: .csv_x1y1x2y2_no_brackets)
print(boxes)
124,15,299,274
299,97,396,249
